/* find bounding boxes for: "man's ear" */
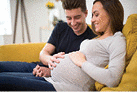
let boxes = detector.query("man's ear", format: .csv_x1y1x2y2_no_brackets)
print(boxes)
85,10,88,17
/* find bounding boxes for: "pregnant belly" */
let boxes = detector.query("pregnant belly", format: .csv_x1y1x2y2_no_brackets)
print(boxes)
51,54,91,86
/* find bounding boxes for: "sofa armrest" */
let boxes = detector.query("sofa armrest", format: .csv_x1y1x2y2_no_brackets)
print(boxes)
0,43,46,63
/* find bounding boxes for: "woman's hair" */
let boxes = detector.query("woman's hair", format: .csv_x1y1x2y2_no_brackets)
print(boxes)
61,0,87,12
92,0,124,35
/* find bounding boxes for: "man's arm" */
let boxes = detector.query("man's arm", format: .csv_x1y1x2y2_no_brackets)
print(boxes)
33,43,65,77
40,43,65,69
32,43,55,77
39,43,56,65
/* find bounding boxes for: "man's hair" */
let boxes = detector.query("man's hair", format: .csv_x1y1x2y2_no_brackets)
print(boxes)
61,0,87,12
93,0,124,35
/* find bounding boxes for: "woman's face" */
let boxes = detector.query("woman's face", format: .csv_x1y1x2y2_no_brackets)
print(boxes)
91,1,111,34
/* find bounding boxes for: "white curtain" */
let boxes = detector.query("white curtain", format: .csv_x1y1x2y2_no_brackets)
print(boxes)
0,0,12,35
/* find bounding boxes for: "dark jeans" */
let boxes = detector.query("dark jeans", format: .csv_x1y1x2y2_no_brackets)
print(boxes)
0,72,56,91
0,61,47,72
0,61,56,91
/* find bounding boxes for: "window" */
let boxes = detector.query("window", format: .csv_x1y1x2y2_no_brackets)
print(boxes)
0,0,12,35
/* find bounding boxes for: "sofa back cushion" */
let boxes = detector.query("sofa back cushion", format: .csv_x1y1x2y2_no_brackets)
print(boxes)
0,43,46,62
122,14,137,66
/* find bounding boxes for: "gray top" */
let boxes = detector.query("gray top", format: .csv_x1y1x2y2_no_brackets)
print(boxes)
44,31,126,91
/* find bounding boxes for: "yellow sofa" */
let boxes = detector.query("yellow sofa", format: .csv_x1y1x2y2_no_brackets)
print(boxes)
0,43,46,63
0,14,137,91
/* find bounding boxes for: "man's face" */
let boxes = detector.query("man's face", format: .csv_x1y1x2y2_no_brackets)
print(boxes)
65,8,88,35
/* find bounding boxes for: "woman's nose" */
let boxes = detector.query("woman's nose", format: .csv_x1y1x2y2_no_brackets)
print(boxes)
91,17,95,23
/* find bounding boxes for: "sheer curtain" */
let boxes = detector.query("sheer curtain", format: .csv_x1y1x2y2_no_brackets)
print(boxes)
0,0,12,35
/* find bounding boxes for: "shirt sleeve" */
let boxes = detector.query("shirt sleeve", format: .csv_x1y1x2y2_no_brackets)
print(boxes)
81,36,126,87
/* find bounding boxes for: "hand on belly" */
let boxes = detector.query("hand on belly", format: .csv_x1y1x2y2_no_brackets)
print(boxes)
51,54,90,85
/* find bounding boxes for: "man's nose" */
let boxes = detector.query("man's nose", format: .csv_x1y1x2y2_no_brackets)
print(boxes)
71,19,76,26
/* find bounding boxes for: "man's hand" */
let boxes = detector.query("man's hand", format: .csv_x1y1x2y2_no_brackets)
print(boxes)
33,65,51,77
48,52,65,70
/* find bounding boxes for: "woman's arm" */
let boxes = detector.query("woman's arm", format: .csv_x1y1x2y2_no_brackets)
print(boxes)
70,37,126,87
82,38,126,87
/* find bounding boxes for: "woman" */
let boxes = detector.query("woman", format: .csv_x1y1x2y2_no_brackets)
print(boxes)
0,0,126,91
45,0,126,91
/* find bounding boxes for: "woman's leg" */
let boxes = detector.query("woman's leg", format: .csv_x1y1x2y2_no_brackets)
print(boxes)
0,61,36,73
0,73,56,91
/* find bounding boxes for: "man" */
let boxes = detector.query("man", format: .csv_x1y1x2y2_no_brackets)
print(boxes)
32,0,97,77
0,0,96,90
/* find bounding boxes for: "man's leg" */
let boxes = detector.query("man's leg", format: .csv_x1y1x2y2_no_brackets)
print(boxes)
0,61,36,72
0,73,56,91
0,72,45,80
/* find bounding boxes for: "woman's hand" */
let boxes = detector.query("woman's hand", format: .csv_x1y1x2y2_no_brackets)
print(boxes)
69,51,86,67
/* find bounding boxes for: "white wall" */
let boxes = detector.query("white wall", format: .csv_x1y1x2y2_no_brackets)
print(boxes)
120,0,137,24
3,0,51,44
9,0,49,44
2,0,137,45
0,36,4,45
